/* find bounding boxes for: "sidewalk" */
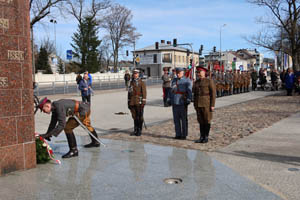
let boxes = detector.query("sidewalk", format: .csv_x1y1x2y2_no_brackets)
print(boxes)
209,112,300,200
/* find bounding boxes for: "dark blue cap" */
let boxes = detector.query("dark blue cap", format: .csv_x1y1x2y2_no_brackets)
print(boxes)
176,67,184,72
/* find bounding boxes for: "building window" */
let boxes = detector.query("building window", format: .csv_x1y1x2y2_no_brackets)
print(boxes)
163,53,172,63
153,54,157,63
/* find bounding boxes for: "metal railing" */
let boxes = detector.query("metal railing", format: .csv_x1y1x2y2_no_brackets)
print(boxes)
34,76,162,96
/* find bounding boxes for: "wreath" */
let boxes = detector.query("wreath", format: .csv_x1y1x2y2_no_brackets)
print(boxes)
35,133,61,164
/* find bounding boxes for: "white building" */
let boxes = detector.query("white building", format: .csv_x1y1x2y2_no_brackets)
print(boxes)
134,40,199,77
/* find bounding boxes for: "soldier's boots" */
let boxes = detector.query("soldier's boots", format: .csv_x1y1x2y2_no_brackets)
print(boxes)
62,132,78,159
130,120,138,136
195,125,205,143
203,124,211,143
84,130,100,148
136,120,143,136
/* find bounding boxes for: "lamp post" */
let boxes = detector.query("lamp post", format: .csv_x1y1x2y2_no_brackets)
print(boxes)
50,19,57,54
219,24,226,70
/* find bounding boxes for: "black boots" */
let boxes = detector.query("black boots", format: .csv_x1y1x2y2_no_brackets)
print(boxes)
84,130,100,148
131,120,138,136
62,132,78,159
131,120,143,136
203,124,211,143
195,124,211,143
195,124,205,143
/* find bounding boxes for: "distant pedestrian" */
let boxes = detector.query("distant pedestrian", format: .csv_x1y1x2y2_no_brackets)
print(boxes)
280,69,286,89
124,70,131,90
161,67,172,107
193,66,216,143
270,69,279,91
167,67,192,140
285,68,295,96
86,71,92,86
79,72,92,103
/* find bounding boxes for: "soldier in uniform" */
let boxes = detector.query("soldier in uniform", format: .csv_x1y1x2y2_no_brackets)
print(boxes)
229,70,233,95
38,98,100,158
233,69,238,94
246,71,251,92
224,70,230,96
216,69,221,97
161,67,172,107
128,69,147,136
251,69,258,91
167,67,192,140
193,66,216,143
237,70,242,93
220,70,225,96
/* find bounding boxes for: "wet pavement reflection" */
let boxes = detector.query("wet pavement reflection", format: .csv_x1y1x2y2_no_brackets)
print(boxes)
0,136,282,200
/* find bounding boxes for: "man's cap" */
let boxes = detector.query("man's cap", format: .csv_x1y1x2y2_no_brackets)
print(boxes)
132,69,140,74
196,66,208,72
175,67,184,72
37,97,49,111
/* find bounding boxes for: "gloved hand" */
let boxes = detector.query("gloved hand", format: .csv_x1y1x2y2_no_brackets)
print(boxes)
185,99,191,106
166,98,171,106
40,133,52,141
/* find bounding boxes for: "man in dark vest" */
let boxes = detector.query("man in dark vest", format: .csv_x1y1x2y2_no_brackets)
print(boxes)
128,69,147,136
193,66,216,143
38,98,100,158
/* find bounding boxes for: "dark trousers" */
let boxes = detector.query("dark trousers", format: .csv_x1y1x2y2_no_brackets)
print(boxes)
172,105,188,137
82,95,91,103
163,87,171,105
287,88,293,96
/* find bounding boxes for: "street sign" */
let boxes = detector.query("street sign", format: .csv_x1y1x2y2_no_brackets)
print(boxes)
66,50,72,60
135,56,140,63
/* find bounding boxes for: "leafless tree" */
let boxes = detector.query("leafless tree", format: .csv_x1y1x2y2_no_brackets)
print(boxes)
246,0,300,71
98,37,113,71
102,4,141,72
30,0,67,29
65,0,110,24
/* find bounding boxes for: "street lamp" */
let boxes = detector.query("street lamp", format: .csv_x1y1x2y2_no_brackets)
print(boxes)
50,19,57,55
220,24,226,70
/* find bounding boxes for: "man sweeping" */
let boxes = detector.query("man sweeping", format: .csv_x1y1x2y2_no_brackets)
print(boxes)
38,98,100,158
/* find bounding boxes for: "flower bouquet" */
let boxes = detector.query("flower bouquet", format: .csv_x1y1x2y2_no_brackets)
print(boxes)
35,133,61,164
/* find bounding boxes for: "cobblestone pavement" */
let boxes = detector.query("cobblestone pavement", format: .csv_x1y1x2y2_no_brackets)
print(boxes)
102,93,300,152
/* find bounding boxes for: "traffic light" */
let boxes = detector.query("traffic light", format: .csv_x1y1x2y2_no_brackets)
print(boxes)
187,49,190,57
173,38,177,47
155,42,159,49
199,45,203,56
213,46,216,52
126,50,129,56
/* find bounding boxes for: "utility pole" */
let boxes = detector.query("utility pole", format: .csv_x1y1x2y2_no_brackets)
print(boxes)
220,24,226,70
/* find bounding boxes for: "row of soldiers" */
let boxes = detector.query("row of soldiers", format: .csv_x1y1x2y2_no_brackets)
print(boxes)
211,69,251,97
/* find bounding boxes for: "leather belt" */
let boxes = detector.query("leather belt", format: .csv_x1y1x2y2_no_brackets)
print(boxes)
74,101,80,113
175,92,185,94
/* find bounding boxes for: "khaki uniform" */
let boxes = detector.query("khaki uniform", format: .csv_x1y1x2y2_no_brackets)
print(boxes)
193,78,216,124
193,77,216,143
246,72,251,92
233,72,239,94
128,78,147,136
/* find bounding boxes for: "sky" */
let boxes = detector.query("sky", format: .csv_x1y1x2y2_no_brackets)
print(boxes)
33,0,272,60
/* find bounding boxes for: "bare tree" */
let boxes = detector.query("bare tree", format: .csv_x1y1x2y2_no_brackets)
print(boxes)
65,0,110,24
102,4,141,72
30,0,67,29
99,37,113,71
246,0,300,71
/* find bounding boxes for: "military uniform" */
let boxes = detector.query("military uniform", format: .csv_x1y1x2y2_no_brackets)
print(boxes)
246,71,251,92
162,72,172,107
167,68,192,139
128,74,147,136
39,98,100,158
193,67,216,143
216,71,222,97
251,70,258,91
233,70,239,94
224,71,231,96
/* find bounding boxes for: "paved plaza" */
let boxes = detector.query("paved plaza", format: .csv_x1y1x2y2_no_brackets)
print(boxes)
1,86,299,200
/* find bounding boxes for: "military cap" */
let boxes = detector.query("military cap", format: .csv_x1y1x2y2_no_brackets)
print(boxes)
37,97,49,111
132,69,140,74
196,66,208,72
176,67,184,72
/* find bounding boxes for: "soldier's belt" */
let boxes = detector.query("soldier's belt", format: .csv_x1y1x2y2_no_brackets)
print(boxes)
175,92,185,94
